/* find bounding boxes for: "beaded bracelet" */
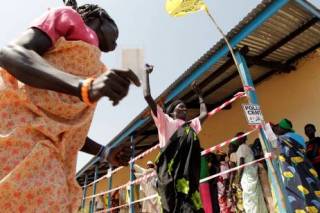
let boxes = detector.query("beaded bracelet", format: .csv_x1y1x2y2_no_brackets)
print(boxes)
81,77,95,106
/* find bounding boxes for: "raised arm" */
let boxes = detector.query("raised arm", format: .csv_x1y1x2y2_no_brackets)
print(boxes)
81,137,104,155
142,64,157,115
81,137,132,167
192,81,208,123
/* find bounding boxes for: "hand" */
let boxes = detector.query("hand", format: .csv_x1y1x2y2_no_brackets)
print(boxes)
102,143,132,167
227,190,232,199
145,64,154,74
191,81,201,95
89,69,141,105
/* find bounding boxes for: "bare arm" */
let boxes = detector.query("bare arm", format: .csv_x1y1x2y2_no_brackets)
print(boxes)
0,28,140,166
192,81,208,123
80,137,132,167
0,29,83,98
81,137,104,155
0,28,140,104
142,64,157,115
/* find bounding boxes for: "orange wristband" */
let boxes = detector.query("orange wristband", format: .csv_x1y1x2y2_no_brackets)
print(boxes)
81,77,95,106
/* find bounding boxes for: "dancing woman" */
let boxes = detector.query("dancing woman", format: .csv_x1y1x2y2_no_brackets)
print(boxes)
142,65,208,212
0,0,139,211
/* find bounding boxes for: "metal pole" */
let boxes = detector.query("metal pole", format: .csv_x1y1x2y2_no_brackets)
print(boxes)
107,166,113,212
129,135,135,213
294,0,320,19
81,174,88,212
234,51,291,213
90,164,99,213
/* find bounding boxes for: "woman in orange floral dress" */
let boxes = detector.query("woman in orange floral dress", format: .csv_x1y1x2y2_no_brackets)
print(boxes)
0,0,139,212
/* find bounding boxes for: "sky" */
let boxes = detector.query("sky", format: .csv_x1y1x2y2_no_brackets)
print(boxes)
0,0,319,171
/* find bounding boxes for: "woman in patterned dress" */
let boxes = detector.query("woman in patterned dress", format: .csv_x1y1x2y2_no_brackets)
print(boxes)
0,0,139,212
272,119,320,212
142,65,208,212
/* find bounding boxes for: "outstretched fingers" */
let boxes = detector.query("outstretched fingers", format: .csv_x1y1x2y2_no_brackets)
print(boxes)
113,69,141,87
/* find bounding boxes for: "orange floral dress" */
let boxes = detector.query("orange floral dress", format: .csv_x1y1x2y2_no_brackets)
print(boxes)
0,38,105,212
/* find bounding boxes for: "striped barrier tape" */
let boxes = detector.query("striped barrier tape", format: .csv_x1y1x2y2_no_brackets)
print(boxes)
200,152,272,183
95,194,159,213
83,86,254,188
85,171,157,200
93,152,271,212
84,145,159,188
201,126,261,156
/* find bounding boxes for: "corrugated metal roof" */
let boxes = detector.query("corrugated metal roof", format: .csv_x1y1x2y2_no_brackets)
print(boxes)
77,0,320,183
164,0,319,99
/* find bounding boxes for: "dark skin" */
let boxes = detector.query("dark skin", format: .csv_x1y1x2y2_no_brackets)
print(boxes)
147,163,156,169
142,64,208,123
305,125,316,140
0,12,140,166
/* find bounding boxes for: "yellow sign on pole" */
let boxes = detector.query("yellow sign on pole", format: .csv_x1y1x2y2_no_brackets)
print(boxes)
165,0,207,17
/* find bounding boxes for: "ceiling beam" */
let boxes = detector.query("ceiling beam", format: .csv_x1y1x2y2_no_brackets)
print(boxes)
189,18,319,102
201,40,319,107
184,18,319,103
245,56,295,72
186,102,232,110
137,129,158,137
182,58,235,101
286,42,320,65
258,17,319,59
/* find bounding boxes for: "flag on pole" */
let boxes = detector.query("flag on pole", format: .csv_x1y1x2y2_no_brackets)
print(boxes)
165,0,207,17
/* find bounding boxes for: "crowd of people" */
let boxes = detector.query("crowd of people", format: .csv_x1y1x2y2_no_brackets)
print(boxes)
197,120,320,213
100,120,320,213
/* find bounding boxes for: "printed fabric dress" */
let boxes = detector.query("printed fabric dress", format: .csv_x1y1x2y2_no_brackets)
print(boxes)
156,123,203,212
151,105,203,212
0,7,105,213
236,143,267,213
134,164,161,213
229,152,243,213
217,161,232,213
277,132,320,212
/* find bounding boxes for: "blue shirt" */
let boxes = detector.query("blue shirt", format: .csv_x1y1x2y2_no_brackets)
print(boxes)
285,132,306,149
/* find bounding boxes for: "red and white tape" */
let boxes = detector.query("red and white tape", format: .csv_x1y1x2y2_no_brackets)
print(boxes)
201,126,260,156
243,85,255,92
129,144,160,163
208,92,247,117
200,153,271,183
93,154,271,212
83,87,254,188
95,194,159,213
131,171,157,185
85,171,157,200
85,145,159,188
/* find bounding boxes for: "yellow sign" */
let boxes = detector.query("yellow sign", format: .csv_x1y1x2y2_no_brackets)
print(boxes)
165,0,207,17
